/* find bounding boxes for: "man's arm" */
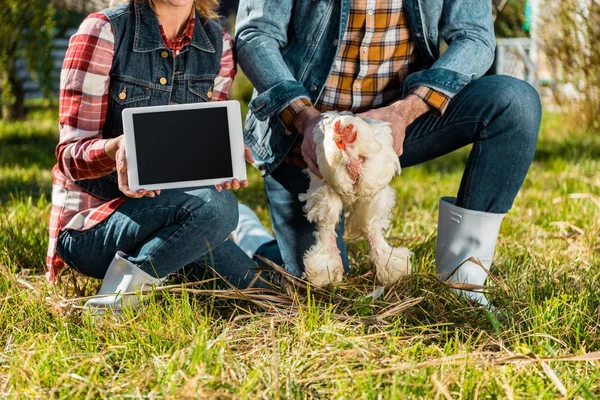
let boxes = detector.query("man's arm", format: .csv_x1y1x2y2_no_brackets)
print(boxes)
235,0,311,122
403,0,496,98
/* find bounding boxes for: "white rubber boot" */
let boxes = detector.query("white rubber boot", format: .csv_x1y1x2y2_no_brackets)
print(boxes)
84,251,164,314
436,197,506,307
231,204,275,258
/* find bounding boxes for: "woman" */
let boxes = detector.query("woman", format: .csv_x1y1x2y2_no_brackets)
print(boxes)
47,0,262,312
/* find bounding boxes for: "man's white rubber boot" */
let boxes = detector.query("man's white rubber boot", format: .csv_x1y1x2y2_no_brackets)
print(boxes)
232,204,275,258
436,197,506,307
84,251,163,314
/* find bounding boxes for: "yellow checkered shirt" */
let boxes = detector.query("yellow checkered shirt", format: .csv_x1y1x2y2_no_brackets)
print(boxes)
280,0,450,167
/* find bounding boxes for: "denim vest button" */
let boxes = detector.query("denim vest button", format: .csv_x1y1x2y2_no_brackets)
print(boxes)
161,51,168,59
310,85,318,92
159,77,167,85
333,39,339,46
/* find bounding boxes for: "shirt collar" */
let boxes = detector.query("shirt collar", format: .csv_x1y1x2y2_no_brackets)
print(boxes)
133,0,215,54
160,15,195,50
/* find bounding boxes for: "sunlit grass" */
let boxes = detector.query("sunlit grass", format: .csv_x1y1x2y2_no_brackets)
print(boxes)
0,103,599,398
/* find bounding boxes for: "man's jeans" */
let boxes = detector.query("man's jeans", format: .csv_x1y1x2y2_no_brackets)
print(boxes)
56,188,260,288
265,75,542,276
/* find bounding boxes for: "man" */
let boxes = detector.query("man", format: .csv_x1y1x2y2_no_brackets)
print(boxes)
235,0,541,305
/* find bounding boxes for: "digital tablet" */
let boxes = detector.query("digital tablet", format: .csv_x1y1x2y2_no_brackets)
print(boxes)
122,100,246,191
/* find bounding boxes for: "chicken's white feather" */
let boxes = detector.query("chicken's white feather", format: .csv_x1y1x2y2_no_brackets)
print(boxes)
300,112,412,287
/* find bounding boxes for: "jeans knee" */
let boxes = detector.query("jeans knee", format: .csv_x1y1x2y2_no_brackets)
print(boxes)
182,189,239,236
488,76,541,151
216,190,239,233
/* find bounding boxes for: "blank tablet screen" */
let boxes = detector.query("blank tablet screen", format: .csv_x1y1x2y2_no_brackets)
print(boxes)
132,107,233,185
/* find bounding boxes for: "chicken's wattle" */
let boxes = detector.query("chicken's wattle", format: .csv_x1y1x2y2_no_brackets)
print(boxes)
346,157,362,183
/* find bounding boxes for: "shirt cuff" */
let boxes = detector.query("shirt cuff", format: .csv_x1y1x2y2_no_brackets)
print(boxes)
410,86,450,116
279,97,313,132
85,138,118,174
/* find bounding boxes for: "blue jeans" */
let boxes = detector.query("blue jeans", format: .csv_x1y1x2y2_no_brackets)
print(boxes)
56,188,260,288
265,75,541,276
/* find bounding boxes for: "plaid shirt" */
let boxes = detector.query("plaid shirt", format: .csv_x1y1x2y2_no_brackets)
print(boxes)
281,0,449,167
46,13,236,282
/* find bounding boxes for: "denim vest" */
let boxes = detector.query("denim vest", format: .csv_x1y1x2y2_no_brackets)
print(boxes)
74,0,223,200
235,0,496,175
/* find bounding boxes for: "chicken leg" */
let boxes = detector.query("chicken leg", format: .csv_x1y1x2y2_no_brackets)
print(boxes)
346,186,412,285
299,175,345,287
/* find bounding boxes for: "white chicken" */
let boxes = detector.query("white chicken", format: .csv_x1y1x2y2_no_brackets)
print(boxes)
299,111,412,287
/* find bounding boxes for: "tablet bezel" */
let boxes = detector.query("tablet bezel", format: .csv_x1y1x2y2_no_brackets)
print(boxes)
122,100,246,191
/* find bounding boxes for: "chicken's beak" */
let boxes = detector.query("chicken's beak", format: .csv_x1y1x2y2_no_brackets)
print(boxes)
333,133,346,150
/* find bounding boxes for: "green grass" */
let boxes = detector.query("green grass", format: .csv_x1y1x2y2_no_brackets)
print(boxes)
1,100,599,398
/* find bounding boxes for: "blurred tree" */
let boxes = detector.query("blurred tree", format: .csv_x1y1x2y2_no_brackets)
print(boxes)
541,0,599,129
0,0,55,121
494,0,528,38
51,0,87,37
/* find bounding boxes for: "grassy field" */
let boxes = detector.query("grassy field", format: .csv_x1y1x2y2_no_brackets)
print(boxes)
0,100,599,399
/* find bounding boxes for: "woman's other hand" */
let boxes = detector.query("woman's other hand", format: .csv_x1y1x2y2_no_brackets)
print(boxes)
105,136,161,198
216,145,254,192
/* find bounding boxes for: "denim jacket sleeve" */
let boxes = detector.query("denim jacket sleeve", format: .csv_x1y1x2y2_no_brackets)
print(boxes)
235,0,310,121
403,0,496,99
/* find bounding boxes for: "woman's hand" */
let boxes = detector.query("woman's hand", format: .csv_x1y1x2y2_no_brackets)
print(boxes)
215,145,255,192
105,136,161,198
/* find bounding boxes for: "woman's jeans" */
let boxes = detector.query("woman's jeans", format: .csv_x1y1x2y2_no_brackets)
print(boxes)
56,188,260,288
264,75,542,277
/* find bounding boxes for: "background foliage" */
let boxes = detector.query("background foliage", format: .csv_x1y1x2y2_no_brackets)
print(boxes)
0,0,55,121
540,0,600,129
494,0,528,38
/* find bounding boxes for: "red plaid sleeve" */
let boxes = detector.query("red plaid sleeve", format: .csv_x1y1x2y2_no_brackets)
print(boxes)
211,29,237,102
56,13,116,181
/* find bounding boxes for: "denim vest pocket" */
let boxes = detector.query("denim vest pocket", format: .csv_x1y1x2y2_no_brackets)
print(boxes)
103,79,152,140
110,79,151,106
187,75,216,103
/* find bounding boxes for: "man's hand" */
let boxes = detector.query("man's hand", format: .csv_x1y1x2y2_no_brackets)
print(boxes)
358,94,431,156
293,106,323,178
105,135,160,198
